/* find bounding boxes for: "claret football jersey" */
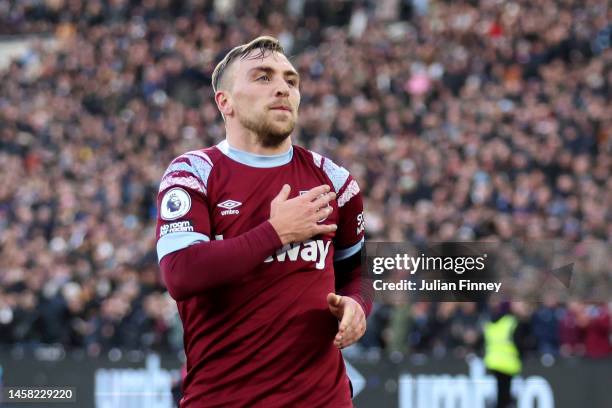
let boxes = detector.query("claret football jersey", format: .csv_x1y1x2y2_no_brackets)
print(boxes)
156,140,365,407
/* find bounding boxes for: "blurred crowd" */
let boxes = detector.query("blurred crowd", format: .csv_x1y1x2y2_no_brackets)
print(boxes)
0,0,610,358
360,299,611,360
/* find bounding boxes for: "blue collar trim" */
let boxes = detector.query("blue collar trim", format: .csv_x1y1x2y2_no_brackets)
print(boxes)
217,140,293,168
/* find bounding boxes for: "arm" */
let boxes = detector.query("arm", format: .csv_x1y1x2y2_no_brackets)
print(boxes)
327,175,373,348
157,180,337,301
160,221,281,301
333,180,372,317
334,249,372,318
156,183,280,301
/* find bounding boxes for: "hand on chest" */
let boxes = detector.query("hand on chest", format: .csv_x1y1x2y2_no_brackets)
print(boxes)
210,183,338,238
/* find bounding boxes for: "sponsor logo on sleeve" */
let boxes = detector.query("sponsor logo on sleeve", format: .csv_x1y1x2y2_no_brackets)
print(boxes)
160,187,191,220
356,212,365,235
160,220,194,237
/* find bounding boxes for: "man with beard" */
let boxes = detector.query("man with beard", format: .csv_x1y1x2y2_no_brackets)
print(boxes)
155,36,371,407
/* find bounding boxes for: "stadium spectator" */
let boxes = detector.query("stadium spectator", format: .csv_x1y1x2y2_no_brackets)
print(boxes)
580,302,611,358
531,294,561,355
449,302,483,358
559,300,586,357
0,0,609,360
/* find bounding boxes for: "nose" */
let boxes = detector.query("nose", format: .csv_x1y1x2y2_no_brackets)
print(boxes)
274,79,290,98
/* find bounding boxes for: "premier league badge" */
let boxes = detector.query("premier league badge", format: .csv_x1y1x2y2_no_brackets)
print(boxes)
160,187,192,220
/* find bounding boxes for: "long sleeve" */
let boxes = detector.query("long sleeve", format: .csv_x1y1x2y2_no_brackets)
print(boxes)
334,250,373,318
331,172,372,317
160,221,281,301
155,151,282,301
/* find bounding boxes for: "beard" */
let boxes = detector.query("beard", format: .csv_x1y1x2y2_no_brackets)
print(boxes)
237,109,295,148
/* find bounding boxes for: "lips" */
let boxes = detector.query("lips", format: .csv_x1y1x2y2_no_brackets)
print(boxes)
270,106,292,112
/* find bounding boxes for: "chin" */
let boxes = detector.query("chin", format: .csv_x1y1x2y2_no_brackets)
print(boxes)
260,131,292,148
259,123,294,147
268,119,295,136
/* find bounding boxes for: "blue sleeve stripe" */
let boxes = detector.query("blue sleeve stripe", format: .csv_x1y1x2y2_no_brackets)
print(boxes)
157,231,210,262
163,162,196,178
334,238,364,261
185,154,213,186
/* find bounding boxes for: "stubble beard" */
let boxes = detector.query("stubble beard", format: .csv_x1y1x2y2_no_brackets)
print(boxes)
238,110,295,148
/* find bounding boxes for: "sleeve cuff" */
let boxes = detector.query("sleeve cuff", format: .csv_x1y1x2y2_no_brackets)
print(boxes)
249,220,283,255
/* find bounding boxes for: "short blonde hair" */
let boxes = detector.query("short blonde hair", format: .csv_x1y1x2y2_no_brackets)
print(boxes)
211,36,285,93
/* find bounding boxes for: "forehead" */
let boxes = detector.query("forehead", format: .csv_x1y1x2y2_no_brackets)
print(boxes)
232,51,297,76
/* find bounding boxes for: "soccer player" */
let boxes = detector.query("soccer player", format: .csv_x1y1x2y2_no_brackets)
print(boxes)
156,36,371,407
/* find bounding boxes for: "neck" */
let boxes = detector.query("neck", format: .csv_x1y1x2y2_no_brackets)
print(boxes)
225,123,292,155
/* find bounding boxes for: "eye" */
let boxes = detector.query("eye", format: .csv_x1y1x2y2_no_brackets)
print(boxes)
256,75,271,82
287,79,297,87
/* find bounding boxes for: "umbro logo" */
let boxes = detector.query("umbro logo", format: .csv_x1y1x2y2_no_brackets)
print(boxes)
218,199,242,215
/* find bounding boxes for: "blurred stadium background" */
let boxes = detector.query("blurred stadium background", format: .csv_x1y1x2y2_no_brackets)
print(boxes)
0,0,610,407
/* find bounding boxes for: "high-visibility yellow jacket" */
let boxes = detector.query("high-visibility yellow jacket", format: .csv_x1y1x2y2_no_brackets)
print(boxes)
484,315,522,375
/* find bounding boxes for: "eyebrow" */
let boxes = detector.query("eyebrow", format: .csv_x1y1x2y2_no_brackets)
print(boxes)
248,65,300,82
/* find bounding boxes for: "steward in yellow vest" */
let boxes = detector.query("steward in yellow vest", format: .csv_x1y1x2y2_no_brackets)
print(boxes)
484,304,526,408
484,314,522,375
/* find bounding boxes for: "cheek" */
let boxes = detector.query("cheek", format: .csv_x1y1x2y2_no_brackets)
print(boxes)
236,99,266,121
233,93,256,115
292,93,301,110
237,90,265,109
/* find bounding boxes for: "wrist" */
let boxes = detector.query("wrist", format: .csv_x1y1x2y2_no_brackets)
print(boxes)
268,218,292,245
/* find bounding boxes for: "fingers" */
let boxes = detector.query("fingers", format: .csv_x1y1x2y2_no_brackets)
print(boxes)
300,184,330,202
311,191,336,210
335,313,365,349
313,223,337,235
333,299,367,349
334,302,353,348
285,184,336,220
341,311,362,341
270,184,336,244
314,204,334,225
271,184,291,204
338,301,354,333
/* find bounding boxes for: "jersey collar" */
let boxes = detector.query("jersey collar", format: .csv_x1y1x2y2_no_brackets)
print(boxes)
217,139,293,168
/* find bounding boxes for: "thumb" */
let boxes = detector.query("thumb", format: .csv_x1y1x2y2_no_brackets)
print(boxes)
327,292,342,307
272,184,291,204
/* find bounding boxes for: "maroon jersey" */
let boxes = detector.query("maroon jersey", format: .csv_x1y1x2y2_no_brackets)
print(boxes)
156,140,365,407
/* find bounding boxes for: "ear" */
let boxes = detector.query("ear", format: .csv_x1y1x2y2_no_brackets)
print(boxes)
215,91,233,117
